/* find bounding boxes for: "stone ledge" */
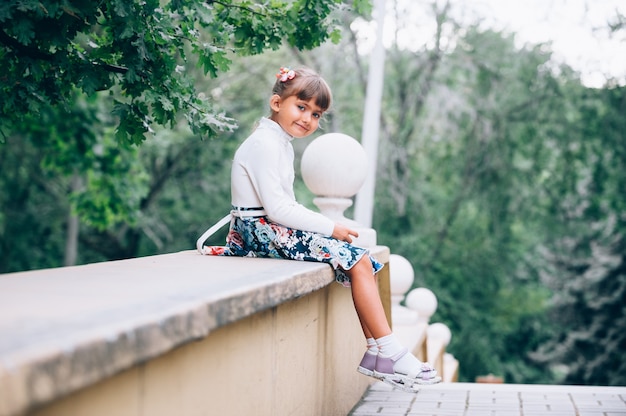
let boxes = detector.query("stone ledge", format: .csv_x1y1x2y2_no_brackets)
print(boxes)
0,248,390,416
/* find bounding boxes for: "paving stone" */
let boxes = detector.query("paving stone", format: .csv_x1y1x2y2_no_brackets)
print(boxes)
350,382,626,416
437,402,467,411
377,408,408,415
351,403,383,414
407,410,461,416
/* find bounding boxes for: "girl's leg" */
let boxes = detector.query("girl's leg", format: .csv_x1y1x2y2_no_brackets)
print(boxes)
347,256,391,339
351,257,386,378
354,268,379,341
349,256,441,387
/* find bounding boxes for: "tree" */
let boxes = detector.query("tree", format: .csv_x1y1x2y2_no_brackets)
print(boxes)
367,3,563,382
0,0,365,144
0,93,152,270
531,84,626,386
525,12,626,386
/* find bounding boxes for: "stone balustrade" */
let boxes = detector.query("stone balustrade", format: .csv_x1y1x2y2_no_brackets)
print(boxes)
0,248,390,416
389,254,459,382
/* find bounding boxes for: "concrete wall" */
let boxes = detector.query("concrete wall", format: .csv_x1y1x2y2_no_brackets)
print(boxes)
0,248,390,416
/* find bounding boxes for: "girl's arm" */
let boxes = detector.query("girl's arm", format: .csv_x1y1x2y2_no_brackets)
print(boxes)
239,136,335,235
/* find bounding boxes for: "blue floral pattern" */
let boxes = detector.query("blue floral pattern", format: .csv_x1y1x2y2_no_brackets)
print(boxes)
206,216,383,287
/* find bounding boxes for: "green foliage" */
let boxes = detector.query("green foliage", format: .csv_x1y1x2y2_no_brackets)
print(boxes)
70,136,149,230
371,16,625,385
0,0,348,144
0,129,71,272
372,22,601,383
10,90,150,231
530,85,626,386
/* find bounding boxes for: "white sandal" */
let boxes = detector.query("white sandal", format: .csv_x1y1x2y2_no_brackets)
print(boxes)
373,348,441,392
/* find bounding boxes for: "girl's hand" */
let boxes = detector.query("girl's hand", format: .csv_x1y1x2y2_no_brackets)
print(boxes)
332,223,359,243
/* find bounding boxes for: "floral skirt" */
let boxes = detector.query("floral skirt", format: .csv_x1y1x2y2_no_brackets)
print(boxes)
204,215,383,287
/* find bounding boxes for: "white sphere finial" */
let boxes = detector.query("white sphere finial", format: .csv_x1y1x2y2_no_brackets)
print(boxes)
301,133,376,247
389,255,414,304
406,287,438,323
389,254,418,325
428,323,452,346
301,133,368,198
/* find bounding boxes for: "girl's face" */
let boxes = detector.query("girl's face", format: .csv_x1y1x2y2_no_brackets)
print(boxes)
269,94,324,139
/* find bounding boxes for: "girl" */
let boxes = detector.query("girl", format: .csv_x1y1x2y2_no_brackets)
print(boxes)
202,66,440,391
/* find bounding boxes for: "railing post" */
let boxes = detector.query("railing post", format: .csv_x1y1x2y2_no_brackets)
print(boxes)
444,353,460,382
301,133,377,248
389,255,421,351
389,255,417,323
427,322,451,377
405,287,437,362
301,133,391,324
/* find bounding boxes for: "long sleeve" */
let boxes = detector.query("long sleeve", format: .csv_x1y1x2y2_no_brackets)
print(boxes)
230,118,335,236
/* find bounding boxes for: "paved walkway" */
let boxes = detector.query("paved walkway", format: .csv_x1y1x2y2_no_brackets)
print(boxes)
349,381,626,416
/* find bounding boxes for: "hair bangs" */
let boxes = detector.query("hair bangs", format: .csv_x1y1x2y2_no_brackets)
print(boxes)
295,77,332,112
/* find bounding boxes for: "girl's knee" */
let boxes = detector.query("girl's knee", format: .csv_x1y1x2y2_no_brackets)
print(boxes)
358,255,373,269
348,256,374,279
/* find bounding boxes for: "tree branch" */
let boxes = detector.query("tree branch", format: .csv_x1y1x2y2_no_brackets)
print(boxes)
0,29,54,60
94,62,128,74
1,29,129,75
209,1,268,17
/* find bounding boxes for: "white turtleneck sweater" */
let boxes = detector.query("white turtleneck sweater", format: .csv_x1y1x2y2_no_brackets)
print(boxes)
230,118,335,236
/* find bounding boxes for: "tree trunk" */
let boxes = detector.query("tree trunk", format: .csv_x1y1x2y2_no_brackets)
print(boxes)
64,175,81,266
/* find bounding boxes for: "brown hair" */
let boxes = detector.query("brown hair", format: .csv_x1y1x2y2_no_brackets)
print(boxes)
271,67,332,112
